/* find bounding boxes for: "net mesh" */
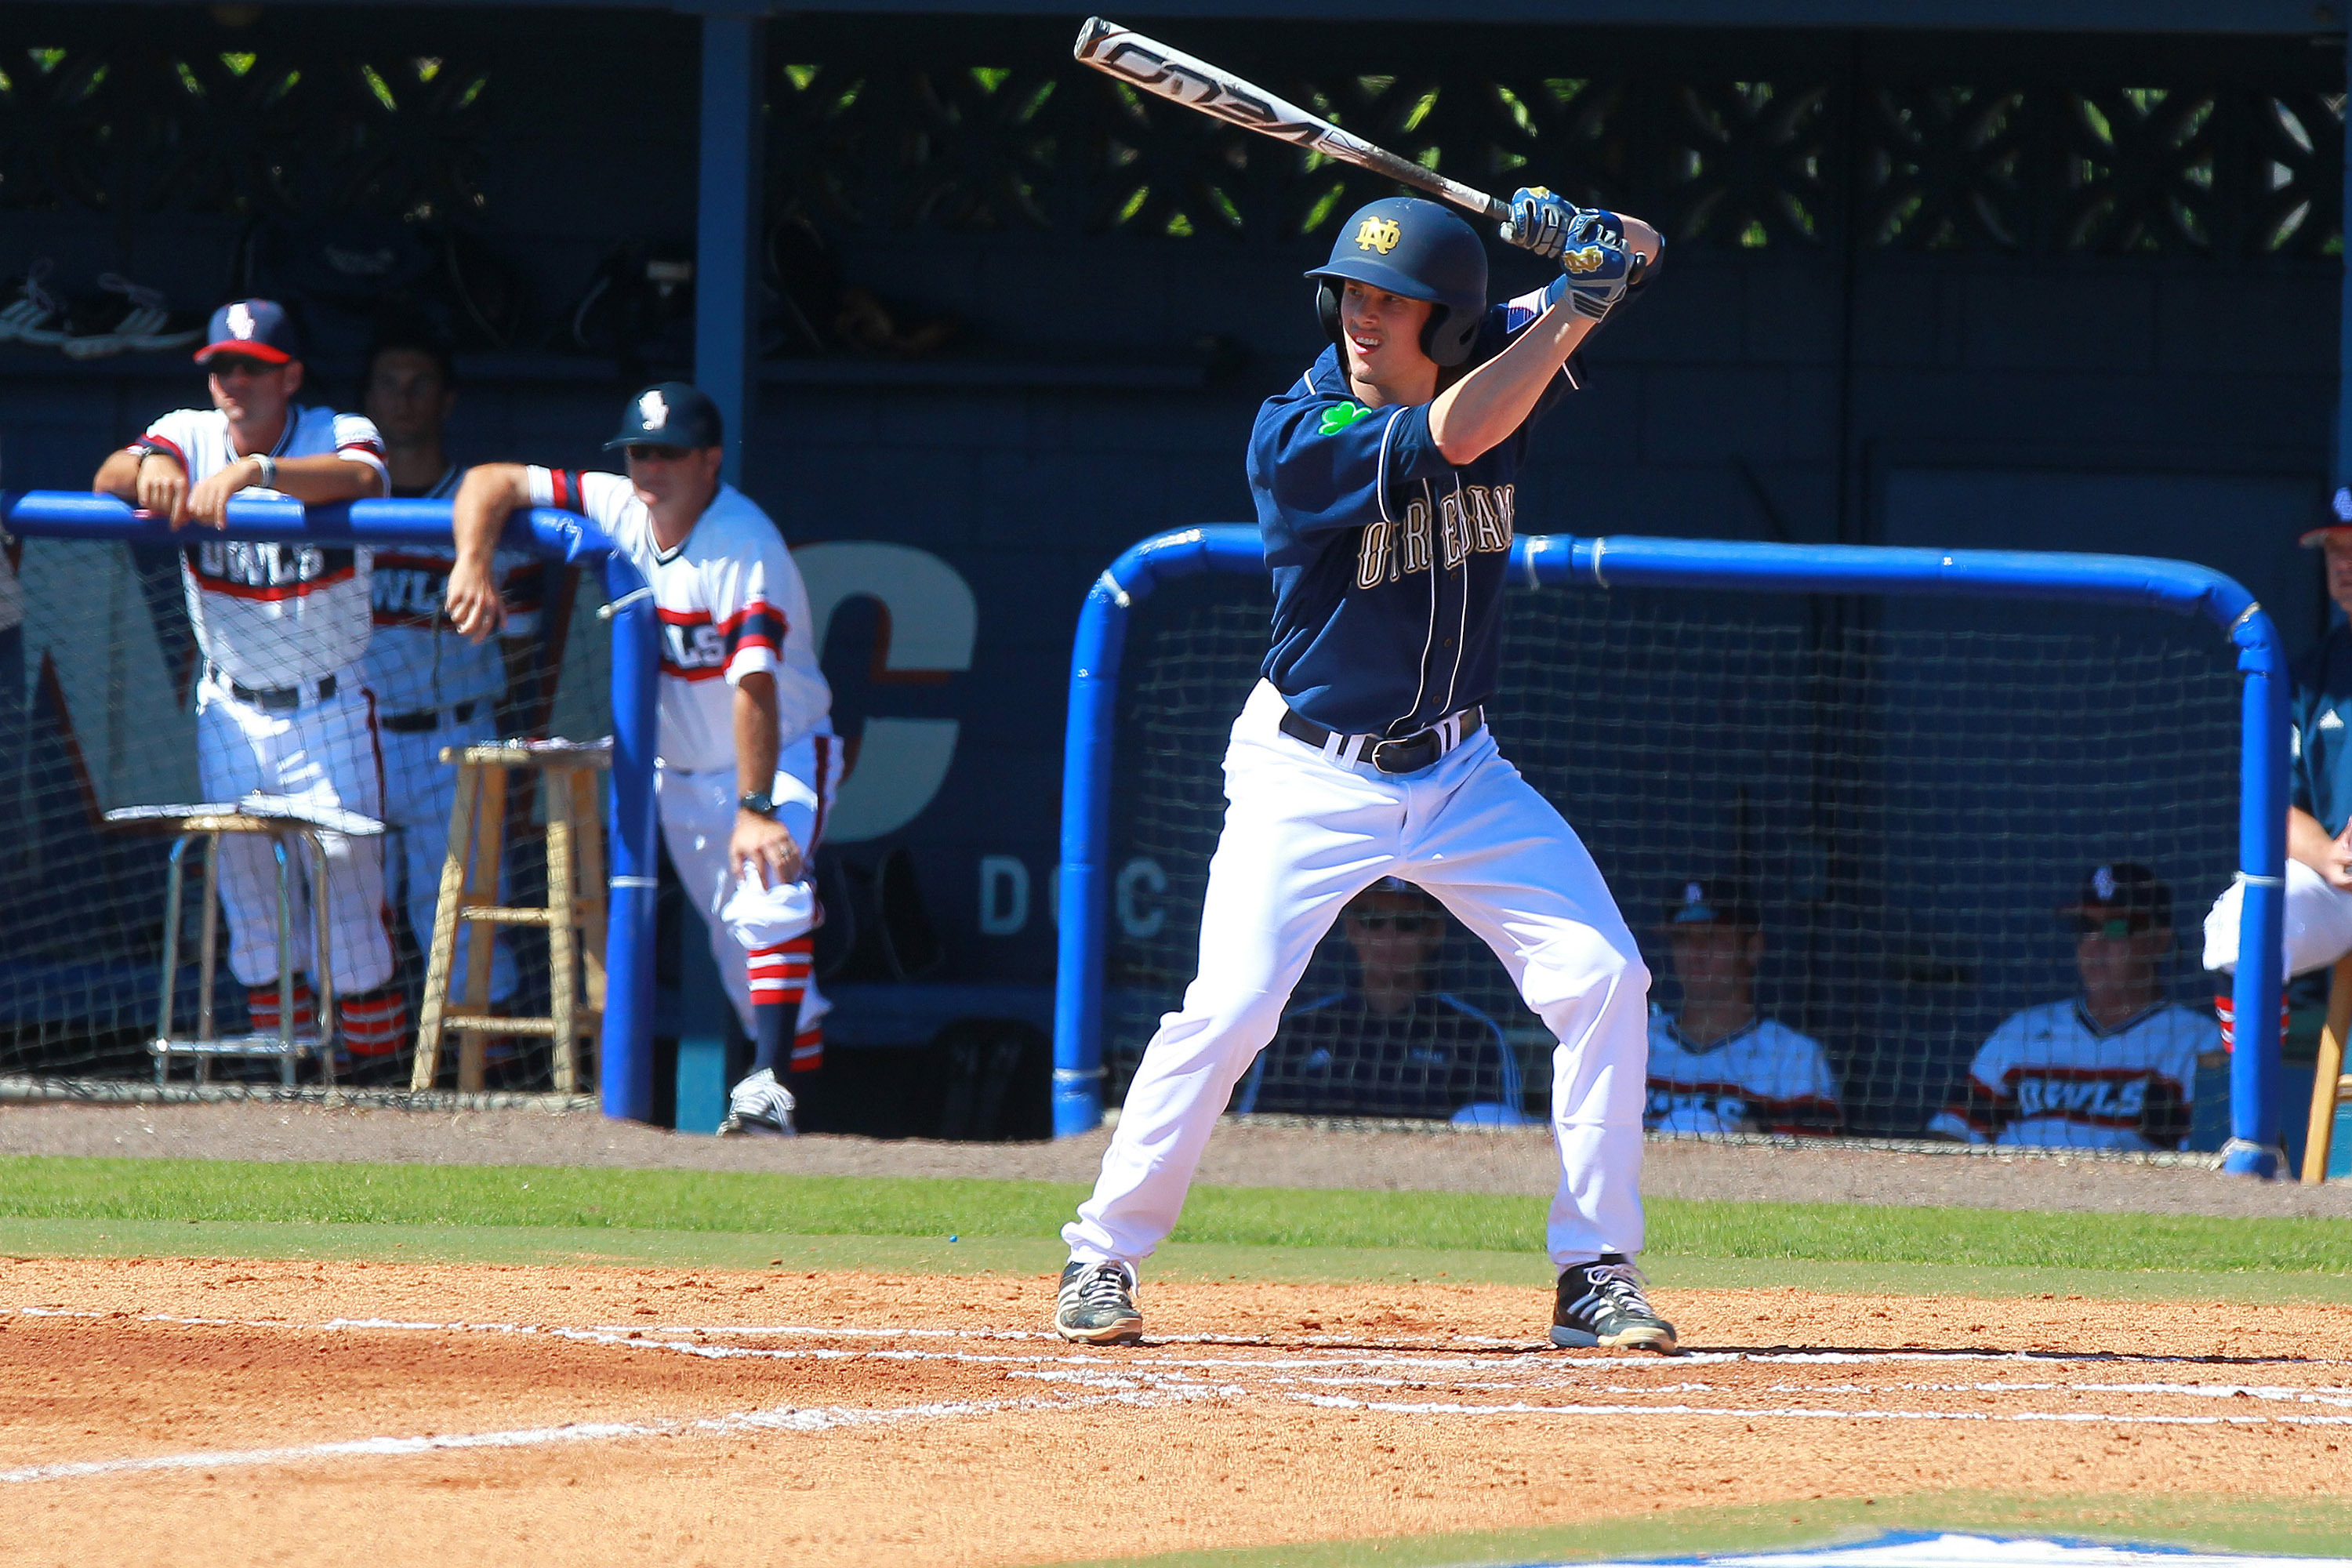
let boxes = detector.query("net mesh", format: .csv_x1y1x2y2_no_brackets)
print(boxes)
1107,576,2244,1142
0,538,612,1088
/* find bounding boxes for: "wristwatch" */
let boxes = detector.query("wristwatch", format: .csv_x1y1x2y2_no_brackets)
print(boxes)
738,791,777,818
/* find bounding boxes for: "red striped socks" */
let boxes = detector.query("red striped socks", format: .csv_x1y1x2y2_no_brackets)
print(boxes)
247,979,314,1035
2212,992,2291,1054
339,987,411,1057
749,935,814,1079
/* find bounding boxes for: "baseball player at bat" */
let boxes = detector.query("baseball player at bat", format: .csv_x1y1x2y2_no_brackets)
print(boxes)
91,299,409,1058
443,383,840,1134
1056,191,1676,1352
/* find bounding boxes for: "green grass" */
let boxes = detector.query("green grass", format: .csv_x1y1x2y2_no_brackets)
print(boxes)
0,1156,2346,1278
1036,1492,2352,1568
9,1218,2352,1303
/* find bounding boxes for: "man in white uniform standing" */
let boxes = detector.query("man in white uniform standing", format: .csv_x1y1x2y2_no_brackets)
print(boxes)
91,299,406,1057
359,328,544,1025
442,383,839,1133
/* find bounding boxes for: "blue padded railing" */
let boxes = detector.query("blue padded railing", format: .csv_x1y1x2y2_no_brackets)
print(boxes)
0,492,664,1123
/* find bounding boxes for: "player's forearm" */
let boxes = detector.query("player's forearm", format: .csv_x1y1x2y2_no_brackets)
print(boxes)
451,463,532,568
270,454,385,503
1427,303,1592,466
93,450,143,498
2288,806,2337,873
733,673,782,799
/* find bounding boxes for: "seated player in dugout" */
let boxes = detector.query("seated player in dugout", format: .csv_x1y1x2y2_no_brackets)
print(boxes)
1931,862,2218,1150
1235,877,1529,1123
89,299,410,1064
358,327,546,1051
1644,877,1841,1136
441,383,839,1134
2204,490,2352,1036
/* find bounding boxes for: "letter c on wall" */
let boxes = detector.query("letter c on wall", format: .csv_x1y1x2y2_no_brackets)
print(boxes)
796,543,978,844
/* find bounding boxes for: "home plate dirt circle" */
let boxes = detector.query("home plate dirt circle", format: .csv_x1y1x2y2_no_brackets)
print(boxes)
4,1258,2349,1568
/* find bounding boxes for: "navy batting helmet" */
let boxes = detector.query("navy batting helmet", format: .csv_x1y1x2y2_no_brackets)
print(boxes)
1306,197,1488,368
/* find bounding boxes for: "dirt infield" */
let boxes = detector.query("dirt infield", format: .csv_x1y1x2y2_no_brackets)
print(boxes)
9,1101,2352,1218
6,1256,2350,1568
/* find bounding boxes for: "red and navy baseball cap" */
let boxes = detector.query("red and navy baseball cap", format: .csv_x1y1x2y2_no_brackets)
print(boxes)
194,299,302,366
1665,877,1759,928
2056,862,2172,934
603,382,724,452
2298,486,2352,547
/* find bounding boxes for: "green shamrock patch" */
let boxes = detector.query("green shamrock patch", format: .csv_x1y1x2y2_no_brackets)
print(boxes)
1317,401,1376,437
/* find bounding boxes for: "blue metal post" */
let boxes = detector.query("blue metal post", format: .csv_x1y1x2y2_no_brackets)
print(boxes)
695,9,767,485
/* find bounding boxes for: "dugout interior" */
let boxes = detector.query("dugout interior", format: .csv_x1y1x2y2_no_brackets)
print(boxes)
0,2,2339,1138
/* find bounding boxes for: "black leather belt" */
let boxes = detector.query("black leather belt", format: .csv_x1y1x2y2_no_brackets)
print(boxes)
1279,704,1484,775
381,700,478,734
222,671,336,711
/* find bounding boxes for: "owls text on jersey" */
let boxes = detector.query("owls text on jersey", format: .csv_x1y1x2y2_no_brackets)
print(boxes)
130,405,388,691
527,466,829,773
1929,999,2213,1151
1249,283,1577,739
1643,1008,1842,1136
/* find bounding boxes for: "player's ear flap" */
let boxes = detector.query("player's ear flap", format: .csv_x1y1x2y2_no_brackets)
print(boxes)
1315,279,1342,351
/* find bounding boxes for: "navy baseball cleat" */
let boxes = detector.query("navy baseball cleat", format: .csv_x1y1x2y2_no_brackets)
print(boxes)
1551,1254,1677,1352
1054,1259,1143,1345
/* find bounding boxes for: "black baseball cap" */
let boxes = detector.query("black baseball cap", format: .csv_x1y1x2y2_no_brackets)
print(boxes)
1666,877,1759,928
2056,862,2172,934
194,299,302,365
1345,875,1439,914
603,382,723,452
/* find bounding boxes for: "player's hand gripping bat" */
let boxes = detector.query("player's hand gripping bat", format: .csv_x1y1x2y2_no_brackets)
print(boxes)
1072,16,1661,283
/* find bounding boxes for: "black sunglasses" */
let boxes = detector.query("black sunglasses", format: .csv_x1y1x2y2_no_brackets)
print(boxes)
626,444,693,463
207,356,278,378
2071,916,2156,938
1348,912,1441,933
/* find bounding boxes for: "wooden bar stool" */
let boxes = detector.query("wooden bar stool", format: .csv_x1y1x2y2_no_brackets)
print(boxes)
102,797,387,1087
410,740,610,1094
2303,953,2352,1183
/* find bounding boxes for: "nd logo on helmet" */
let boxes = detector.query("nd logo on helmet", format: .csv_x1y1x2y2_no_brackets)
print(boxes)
1353,215,1403,255
1562,244,1610,275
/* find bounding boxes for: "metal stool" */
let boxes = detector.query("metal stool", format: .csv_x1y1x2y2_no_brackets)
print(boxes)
102,797,387,1087
2303,953,2352,1183
411,739,610,1093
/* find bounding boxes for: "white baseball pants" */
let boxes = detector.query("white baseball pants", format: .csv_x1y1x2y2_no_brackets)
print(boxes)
2202,860,2352,978
1063,681,1652,1273
377,704,517,1004
194,671,395,996
655,729,844,1036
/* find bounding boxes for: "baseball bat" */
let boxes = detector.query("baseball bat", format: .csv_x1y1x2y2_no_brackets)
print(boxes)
1070,16,1661,277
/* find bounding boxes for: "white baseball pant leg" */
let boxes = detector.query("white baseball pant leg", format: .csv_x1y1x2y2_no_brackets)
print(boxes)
378,705,517,1004
196,675,395,996
655,731,844,1034
1063,681,1651,1273
2202,859,2352,978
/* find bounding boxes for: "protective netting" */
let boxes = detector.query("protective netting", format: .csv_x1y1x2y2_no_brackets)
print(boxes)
0,538,612,1087
1107,577,2245,1142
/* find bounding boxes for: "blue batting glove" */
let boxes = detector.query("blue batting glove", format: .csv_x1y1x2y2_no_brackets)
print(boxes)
1503,186,1581,261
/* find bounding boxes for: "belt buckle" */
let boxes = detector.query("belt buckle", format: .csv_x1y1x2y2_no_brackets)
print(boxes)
1370,734,1434,775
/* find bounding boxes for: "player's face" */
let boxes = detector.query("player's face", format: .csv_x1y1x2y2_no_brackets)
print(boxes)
363,350,454,444
2324,535,2352,619
625,443,724,517
1343,895,1445,978
2074,923,2168,1001
1666,923,1762,1003
206,355,299,428
1338,281,1436,387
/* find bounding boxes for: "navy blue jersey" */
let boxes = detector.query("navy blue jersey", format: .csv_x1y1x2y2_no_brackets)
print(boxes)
1248,285,1577,738
2292,622,2352,837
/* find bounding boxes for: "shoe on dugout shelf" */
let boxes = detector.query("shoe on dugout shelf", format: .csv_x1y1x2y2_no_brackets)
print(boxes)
1054,1259,1143,1345
1551,1254,1678,1353
0,261,64,345
717,1067,797,1136
60,274,203,359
